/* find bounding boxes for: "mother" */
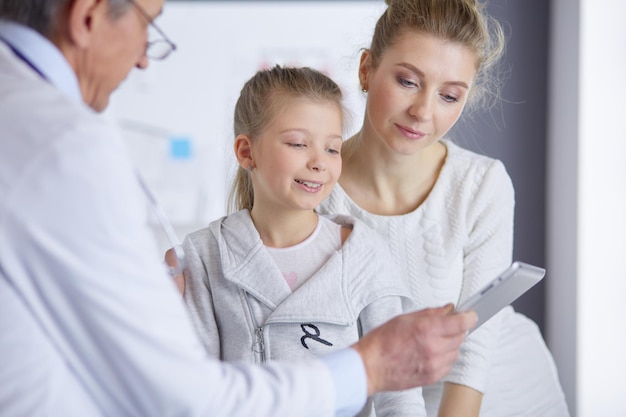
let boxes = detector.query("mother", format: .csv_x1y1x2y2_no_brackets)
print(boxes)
318,0,569,416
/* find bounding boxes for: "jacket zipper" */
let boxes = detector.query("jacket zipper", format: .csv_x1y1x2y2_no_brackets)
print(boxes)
253,327,266,363
243,291,266,363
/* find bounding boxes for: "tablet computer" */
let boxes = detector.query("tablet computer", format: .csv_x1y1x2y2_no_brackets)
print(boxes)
455,261,545,333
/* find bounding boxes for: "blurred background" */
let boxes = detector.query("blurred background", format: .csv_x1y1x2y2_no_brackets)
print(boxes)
104,1,626,415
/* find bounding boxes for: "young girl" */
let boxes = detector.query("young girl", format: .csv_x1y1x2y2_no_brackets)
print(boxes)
318,1,569,416
179,65,425,416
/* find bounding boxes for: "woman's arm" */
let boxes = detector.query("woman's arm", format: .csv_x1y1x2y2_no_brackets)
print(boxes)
438,382,483,417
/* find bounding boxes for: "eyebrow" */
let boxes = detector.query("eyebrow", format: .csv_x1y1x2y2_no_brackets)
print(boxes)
279,129,343,140
397,63,470,89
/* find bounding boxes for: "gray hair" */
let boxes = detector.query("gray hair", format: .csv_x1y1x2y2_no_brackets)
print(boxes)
0,0,131,37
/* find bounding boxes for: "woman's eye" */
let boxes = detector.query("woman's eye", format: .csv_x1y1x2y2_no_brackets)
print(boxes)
288,143,305,148
441,94,459,103
398,77,418,88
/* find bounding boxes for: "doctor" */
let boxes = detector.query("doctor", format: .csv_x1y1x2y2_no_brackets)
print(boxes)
0,0,476,416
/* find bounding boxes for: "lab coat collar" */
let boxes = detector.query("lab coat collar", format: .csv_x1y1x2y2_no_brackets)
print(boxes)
0,20,82,103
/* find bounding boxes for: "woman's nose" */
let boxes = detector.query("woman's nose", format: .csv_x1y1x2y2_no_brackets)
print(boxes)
409,93,433,121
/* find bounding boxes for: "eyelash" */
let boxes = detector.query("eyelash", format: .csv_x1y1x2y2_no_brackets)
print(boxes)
399,77,461,104
441,94,459,103
398,77,418,88
287,143,340,155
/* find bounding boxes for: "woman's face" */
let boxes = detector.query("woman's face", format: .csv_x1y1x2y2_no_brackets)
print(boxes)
360,30,478,155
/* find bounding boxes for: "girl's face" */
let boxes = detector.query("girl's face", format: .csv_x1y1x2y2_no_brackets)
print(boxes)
360,30,478,155
251,97,343,212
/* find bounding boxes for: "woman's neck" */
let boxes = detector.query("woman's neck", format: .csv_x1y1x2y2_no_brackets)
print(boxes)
339,131,447,215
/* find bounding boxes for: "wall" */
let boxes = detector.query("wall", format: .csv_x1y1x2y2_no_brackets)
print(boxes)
548,0,626,415
546,0,578,414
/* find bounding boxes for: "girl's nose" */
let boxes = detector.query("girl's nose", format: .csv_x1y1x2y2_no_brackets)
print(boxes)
308,149,327,172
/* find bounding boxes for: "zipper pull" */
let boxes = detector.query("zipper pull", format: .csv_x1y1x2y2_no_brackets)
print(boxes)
252,327,266,362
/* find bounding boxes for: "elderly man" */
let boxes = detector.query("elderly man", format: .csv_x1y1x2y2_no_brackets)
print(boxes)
0,0,475,416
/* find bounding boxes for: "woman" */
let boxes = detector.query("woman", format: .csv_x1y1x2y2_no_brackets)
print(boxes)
318,0,569,416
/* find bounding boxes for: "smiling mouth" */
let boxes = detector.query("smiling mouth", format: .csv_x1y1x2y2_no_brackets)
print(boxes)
295,179,322,189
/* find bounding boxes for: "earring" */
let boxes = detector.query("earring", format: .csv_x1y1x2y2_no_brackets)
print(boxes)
361,86,368,93
247,164,255,173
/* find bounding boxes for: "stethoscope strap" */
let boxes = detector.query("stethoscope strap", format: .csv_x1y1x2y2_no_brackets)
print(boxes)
0,36,48,80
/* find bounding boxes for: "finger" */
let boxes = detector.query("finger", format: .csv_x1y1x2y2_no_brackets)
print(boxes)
164,247,179,268
456,310,478,331
440,303,455,314
440,332,467,353
426,303,455,315
438,310,477,336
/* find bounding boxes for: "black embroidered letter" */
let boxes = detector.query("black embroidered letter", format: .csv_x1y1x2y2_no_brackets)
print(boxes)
300,323,333,349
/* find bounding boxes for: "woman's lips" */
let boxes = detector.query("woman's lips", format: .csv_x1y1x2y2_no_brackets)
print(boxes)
396,123,426,140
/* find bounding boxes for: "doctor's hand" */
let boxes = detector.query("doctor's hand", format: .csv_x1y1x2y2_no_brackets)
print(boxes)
352,304,476,396
164,247,185,296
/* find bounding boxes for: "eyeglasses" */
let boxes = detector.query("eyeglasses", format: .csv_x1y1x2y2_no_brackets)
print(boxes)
127,0,177,60
136,173,186,278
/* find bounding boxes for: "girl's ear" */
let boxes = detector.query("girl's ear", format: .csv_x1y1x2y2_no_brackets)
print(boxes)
358,49,372,91
234,134,255,170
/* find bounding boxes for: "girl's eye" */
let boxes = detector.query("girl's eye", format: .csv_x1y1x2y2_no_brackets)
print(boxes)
327,148,340,155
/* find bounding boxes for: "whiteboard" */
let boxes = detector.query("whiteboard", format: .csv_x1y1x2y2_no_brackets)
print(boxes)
105,1,385,243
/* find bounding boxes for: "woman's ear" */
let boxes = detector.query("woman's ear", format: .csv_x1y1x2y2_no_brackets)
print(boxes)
359,49,372,91
234,134,255,170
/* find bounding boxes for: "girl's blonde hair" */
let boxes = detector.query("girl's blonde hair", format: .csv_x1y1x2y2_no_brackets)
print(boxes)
228,65,344,213
371,0,506,112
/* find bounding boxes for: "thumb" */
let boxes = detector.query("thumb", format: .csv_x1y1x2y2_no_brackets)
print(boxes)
437,303,456,314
